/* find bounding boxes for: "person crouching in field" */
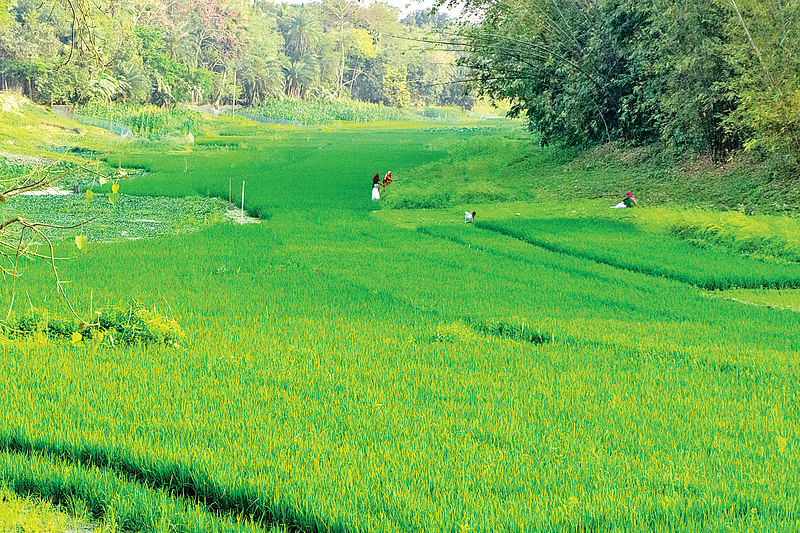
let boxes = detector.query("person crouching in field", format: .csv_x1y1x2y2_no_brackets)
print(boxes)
611,191,637,208
465,211,475,223
372,173,381,200
382,171,393,187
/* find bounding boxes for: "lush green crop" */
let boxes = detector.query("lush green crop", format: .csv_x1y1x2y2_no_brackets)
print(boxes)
481,217,800,290
666,209,800,262
81,103,202,138
1,117,799,532
248,98,411,126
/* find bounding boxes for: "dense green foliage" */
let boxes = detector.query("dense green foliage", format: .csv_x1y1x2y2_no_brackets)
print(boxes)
249,97,409,125
81,103,202,137
667,209,800,263
1,107,799,531
0,0,473,111
437,0,800,171
3,302,184,347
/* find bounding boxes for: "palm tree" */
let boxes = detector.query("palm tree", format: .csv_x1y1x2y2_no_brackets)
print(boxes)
282,53,317,98
117,62,151,103
241,58,283,105
282,12,322,61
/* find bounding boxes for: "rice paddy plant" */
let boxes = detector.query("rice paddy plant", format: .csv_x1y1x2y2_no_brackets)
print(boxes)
481,217,800,290
1,114,800,531
666,209,800,262
3,215,799,531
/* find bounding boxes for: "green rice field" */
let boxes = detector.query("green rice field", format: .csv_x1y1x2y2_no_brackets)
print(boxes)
1,103,799,532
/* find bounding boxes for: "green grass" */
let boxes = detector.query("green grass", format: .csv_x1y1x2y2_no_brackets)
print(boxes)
0,484,94,533
383,132,800,216
0,94,119,161
1,100,800,531
663,209,800,262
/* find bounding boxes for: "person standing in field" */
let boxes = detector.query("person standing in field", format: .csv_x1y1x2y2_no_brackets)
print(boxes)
465,211,475,223
611,191,637,208
372,173,381,200
382,171,393,187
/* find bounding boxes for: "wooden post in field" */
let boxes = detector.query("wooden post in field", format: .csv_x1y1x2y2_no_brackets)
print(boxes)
241,181,245,223
229,176,232,204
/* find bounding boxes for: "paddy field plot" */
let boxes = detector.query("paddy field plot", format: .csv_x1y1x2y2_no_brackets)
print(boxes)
1,118,799,532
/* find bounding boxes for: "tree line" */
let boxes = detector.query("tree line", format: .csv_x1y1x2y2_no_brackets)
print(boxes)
0,0,474,109
436,0,799,170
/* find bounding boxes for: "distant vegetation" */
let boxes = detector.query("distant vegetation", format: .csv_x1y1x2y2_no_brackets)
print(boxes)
435,0,800,176
81,103,203,138
0,0,473,111
249,98,410,125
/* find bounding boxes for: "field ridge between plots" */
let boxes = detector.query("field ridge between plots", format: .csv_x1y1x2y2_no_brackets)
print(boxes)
0,432,337,533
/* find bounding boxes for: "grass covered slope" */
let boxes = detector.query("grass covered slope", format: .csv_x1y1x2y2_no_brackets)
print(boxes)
0,93,118,160
1,113,799,531
383,131,800,215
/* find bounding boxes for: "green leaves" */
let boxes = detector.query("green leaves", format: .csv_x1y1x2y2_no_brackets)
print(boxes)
109,182,120,206
86,184,119,206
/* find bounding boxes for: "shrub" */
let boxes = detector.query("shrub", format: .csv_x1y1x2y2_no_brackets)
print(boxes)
2,301,184,347
468,316,552,344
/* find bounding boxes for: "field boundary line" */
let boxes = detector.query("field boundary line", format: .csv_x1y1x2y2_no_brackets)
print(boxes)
477,221,800,291
0,432,347,533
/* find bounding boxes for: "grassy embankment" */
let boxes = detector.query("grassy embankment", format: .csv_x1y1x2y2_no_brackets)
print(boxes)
0,96,799,531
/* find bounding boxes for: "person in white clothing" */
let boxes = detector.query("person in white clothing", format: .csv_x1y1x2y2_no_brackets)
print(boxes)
464,211,475,223
371,173,380,200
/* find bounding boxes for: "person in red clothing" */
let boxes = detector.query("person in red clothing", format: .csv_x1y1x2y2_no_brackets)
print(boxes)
611,191,637,208
382,171,393,187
